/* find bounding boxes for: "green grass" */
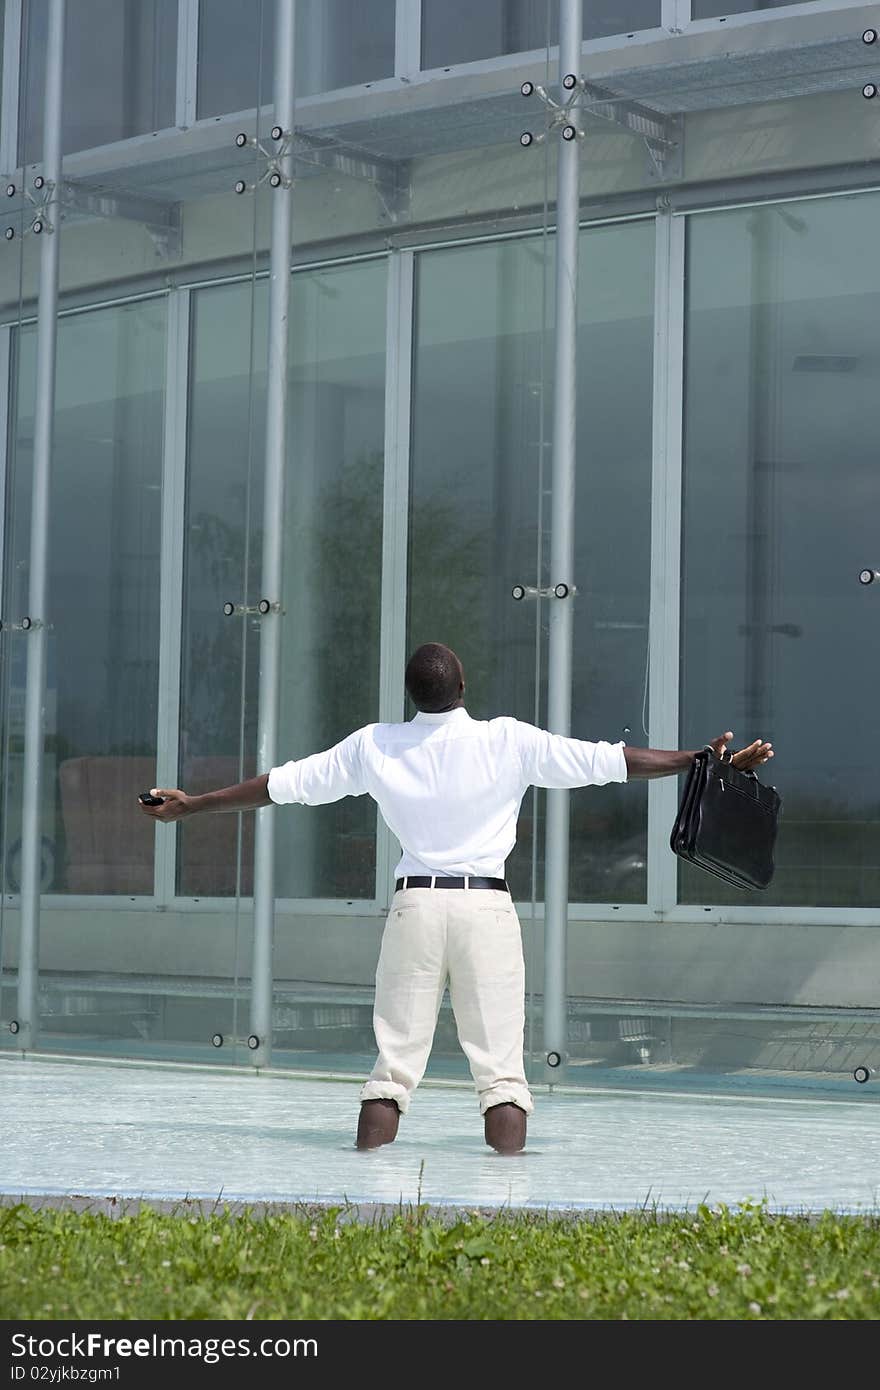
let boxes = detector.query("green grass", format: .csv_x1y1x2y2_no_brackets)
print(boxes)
2,1200,879,1320
1,1200,878,1317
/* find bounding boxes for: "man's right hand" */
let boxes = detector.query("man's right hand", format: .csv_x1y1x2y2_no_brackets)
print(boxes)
138,788,194,822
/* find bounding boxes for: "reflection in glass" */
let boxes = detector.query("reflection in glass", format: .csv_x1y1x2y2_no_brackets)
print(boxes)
275,261,386,900
20,0,177,161
410,224,653,903
182,261,386,899
196,0,396,118
682,197,880,906
180,283,265,898
7,301,166,896
421,1,661,69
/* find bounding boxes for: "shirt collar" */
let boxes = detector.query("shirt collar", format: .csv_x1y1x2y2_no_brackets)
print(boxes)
412,707,470,725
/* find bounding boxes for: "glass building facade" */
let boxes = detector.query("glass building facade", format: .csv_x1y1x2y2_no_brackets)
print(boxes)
1,0,879,1088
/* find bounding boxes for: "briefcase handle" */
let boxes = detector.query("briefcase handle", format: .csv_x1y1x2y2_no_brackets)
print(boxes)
701,744,759,780
703,743,739,764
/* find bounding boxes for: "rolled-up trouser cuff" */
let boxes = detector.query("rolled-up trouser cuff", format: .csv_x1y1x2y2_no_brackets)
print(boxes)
360,1080,410,1114
479,1082,534,1116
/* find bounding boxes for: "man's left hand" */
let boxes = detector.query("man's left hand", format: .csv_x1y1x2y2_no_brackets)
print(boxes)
709,731,774,771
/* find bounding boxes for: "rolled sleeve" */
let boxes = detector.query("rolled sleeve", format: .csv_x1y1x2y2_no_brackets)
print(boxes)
515,722,628,790
267,729,368,806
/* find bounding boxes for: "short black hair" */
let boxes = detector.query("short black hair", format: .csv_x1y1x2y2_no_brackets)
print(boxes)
405,643,463,712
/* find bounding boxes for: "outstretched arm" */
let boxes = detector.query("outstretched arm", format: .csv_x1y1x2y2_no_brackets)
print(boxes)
138,774,271,822
624,732,773,780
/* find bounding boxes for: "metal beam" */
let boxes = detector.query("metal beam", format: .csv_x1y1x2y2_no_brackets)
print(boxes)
288,131,409,225
542,0,582,1085
581,81,683,181
250,0,297,1069
17,0,65,1052
61,179,182,258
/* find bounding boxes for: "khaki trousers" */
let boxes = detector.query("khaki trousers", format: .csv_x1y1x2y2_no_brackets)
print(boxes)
360,887,534,1115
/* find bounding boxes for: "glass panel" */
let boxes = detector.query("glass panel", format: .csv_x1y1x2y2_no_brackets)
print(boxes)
421,0,661,69
682,195,880,907
183,260,386,902
0,326,29,987
178,281,264,899
0,0,272,1064
0,342,15,1037
196,0,396,118
0,1,5,119
409,221,653,906
409,237,549,904
9,303,166,899
20,0,178,162
693,3,819,18
5,0,874,1096
571,221,653,905
196,0,273,117
275,260,386,900
294,0,395,96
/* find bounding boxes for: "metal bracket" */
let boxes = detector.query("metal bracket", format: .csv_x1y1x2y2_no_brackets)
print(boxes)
222,599,281,617
233,125,409,225
518,73,681,180
3,174,182,257
581,80,683,181
511,583,577,601
862,26,879,97
0,616,44,632
62,178,182,258
211,1031,260,1050
3,174,55,239
233,125,295,198
519,74,587,149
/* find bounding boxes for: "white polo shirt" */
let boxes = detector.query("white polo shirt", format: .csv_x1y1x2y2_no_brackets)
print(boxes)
268,707,627,881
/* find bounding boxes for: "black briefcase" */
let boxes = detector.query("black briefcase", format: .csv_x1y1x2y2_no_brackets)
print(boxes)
670,747,781,892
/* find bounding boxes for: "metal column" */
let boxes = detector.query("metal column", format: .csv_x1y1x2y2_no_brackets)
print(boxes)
153,288,191,907
647,205,685,915
250,0,296,1068
542,0,582,1082
16,0,65,1052
375,249,414,906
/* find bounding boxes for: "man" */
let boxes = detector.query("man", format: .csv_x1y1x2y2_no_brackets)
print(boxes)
139,642,773,1156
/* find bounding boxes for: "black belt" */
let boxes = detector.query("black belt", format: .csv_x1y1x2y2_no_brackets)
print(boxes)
395,875,508,893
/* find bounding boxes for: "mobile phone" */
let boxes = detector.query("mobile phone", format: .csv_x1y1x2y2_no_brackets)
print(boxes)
139,791,165,806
